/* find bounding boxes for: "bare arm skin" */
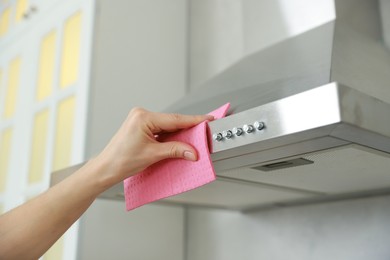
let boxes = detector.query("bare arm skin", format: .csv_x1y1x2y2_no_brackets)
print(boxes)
0,108,213,260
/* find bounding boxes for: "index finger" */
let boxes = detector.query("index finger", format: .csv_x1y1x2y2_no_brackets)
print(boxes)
148,112,214,134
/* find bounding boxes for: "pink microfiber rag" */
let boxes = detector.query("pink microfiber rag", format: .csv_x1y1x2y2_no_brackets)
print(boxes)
124,103,230,211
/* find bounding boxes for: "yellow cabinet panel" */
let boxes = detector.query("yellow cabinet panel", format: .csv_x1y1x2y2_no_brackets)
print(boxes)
36,30,56,101
0,7,11,37
3,57,21,119
0,128,12,192
53,96,75,171
15,0,28,22
28,109,50,183
60,11,82,88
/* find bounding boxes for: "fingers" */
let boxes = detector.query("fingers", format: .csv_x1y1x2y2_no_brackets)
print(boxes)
124,107,212,164
153,141,198,162
149,112,214,134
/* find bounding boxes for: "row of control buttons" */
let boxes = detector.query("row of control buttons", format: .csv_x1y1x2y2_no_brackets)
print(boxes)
213,121,265,142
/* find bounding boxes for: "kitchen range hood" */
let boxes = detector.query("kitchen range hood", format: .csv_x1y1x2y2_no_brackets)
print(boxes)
52,0,390,211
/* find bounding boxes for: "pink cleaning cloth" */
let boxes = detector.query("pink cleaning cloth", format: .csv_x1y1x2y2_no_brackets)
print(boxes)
124,103,230,211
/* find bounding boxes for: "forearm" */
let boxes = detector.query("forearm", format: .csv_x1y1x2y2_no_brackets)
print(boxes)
0,109,211,259
0,158,111,260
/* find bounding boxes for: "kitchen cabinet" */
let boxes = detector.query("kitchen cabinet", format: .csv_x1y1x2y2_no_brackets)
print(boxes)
1,0,187,259
0,0,29,41
0,0,70,47
0,0,94,259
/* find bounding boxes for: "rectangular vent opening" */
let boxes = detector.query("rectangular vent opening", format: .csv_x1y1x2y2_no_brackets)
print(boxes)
253,158,314,172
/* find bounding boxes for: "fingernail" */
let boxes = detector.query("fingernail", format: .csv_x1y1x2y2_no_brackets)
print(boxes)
184,151,197,161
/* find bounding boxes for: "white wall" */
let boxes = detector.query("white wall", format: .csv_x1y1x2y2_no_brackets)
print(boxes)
86,0,188,157
78,201,185,260
78,0,188,259
186,195,390,260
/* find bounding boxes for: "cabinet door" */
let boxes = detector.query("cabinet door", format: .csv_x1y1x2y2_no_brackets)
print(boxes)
0,0,65,46
0,0,94,259
0,0,33,45
25,0,94,183
26,2,94,260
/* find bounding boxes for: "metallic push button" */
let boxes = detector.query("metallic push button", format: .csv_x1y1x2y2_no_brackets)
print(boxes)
243,124,254,133
213,133,223,142
254,121,265,130
232,127,243,136
222,130,233,139
214,122,264,143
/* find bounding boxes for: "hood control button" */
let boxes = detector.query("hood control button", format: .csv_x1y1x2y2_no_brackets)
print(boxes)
213,133,223,141
254,121,265,130
232,127,243,136
222,130,233,139
243,124,254,133
214,122,264,143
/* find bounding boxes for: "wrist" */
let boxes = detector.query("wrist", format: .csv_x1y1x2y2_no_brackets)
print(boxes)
77,156,118,196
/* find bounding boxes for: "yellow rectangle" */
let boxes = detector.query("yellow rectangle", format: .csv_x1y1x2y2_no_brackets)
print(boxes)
36,30,56,101
60,11,82,88
28,109,50,183
3,57,21,119
52,96,76,171
0,128,12,192
0,7,11,37
15,0,28,22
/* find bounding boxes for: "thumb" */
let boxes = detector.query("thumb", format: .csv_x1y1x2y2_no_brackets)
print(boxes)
156,141,198,162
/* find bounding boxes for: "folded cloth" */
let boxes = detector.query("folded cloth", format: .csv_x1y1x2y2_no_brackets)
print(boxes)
124,103,230,211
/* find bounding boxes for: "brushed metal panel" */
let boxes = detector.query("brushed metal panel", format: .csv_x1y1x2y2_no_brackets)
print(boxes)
219,145,390,194
209,83,342,154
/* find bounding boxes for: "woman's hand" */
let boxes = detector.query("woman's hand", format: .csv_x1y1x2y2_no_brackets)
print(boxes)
0,108,213,260
95,107,214,189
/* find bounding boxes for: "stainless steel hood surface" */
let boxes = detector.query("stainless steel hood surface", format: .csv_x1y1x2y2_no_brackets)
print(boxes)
166,82,390,210
51,0,390,211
